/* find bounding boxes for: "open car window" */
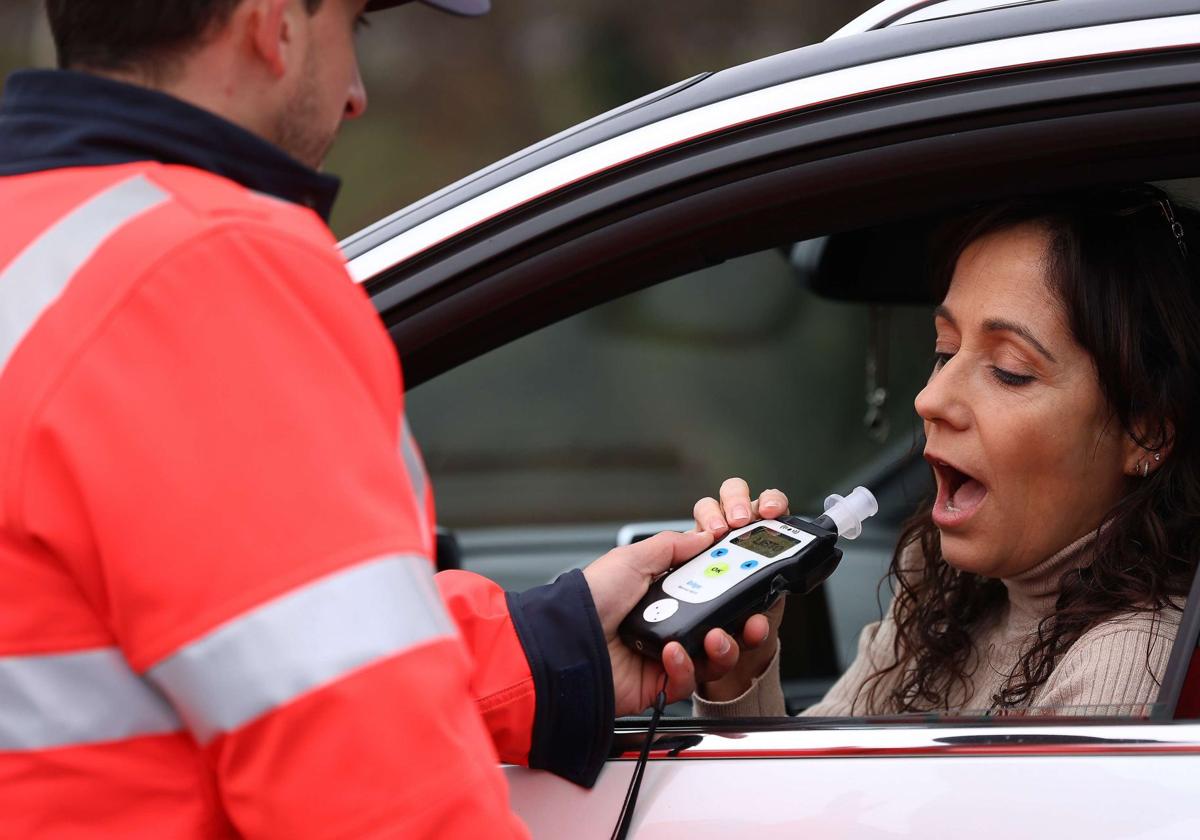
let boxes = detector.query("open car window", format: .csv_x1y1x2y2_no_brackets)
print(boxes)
406,180,1200,725
407,241,934,716
407,246,932,530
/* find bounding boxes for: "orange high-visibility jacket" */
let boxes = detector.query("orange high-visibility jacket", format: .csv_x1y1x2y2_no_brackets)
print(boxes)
0,70,613,838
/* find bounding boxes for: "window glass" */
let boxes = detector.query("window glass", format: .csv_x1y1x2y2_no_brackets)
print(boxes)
408,245,936,715
407,246,933,530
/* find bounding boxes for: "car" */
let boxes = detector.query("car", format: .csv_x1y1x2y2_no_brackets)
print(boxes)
341,0,1200,835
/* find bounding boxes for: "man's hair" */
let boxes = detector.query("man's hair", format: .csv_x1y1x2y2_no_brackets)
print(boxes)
46,1,324,75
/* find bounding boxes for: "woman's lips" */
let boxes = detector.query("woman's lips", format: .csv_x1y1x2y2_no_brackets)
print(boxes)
929,458,989,528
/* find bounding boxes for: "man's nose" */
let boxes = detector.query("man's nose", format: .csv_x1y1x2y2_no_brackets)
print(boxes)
914,358,970,430
345,65,367,120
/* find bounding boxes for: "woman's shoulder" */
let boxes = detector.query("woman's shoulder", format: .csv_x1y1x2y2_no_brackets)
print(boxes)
1031,599,1187,716
1074,598,1186,647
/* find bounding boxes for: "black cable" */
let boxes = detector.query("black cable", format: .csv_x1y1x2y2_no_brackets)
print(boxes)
611,675,668,840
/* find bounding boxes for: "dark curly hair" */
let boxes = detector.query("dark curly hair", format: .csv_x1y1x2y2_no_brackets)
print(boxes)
858,185,1200,714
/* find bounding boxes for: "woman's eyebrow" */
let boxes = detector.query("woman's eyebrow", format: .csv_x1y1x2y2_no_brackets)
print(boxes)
983,317,1058,363
933,304,956,326
934,305,1058,362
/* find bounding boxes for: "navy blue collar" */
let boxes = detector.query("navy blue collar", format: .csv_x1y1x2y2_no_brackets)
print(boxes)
0,69,340,222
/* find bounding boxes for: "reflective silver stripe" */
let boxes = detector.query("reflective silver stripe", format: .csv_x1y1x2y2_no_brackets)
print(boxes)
0,648,181,751
400,418,433,552
147,554,454,743
400,417,428,507
0,175,170,376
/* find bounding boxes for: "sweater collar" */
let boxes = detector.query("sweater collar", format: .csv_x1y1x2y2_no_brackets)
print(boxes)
1002,529,1099,621
0,69,340,221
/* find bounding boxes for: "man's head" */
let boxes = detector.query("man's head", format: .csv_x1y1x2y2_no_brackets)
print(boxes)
44,0,488,168
45,1,309,77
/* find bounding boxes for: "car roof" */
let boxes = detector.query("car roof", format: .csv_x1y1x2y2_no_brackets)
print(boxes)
831,0,1059,39
341,0,1200,270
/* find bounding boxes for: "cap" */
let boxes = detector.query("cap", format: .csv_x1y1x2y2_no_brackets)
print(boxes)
365,0,491,15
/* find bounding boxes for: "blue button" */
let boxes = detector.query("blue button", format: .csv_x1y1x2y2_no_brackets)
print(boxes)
710,547,728,558
741,559,759,570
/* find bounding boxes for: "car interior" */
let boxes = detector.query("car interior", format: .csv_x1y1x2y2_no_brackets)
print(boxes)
407,177,1200,724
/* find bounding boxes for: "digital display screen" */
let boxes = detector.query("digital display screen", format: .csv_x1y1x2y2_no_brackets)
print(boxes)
731,526,800,559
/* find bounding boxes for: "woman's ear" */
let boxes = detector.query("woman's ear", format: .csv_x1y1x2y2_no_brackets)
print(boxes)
1123,418,1174,477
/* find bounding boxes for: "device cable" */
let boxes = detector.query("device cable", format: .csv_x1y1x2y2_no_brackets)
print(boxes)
610,674,668,840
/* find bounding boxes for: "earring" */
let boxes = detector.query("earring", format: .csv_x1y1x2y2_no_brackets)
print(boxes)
1154,451,1162,462
1142,460,1149,478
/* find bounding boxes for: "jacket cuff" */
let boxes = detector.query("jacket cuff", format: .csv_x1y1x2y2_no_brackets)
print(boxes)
505,568,613,787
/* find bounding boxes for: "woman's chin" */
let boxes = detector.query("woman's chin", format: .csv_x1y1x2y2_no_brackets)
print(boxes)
937,532,999,577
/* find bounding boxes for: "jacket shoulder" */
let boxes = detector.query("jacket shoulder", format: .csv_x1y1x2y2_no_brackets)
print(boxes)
145,163,335,244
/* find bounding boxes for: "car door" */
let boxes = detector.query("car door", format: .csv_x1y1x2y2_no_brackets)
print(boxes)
345,1,1200,834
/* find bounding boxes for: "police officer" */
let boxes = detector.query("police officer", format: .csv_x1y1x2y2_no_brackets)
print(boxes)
0,2,754,837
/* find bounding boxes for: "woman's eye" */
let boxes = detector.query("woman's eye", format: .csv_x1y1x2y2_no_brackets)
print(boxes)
991,366,1035,387
933,351,954,371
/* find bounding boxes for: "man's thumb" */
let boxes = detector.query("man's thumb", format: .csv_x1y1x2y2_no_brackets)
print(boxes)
626,530,713,577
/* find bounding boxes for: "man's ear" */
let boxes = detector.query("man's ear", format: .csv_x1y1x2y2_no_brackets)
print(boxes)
243,0,296,79
1123,417,1174,477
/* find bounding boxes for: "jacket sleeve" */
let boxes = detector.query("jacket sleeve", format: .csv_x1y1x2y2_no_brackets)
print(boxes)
436,568,615,787
21,218,532,839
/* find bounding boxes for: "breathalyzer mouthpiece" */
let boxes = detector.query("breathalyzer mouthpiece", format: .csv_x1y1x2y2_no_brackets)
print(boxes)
822,486,878,540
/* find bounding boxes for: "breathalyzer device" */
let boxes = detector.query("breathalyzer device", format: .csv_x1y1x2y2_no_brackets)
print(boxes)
619,487,878,661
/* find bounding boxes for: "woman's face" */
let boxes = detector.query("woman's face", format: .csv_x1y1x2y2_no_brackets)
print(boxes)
914,223,1140,578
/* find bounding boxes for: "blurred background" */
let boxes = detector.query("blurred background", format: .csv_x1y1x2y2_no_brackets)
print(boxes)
0,0,876,239
0,1,931,546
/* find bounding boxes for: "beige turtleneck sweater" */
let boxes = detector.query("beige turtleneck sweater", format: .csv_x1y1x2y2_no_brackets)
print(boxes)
695,532,1184,718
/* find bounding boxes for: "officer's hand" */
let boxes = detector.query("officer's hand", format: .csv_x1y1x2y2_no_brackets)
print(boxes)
583,530,770,716
691,478,791,699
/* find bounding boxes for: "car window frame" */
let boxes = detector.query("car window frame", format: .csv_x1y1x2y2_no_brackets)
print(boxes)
364,47,1200,386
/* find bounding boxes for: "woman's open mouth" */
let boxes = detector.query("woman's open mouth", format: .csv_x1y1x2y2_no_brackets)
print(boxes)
928,456,988,528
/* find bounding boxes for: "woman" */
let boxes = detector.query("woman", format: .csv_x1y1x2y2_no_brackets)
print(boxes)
695,186,1200,717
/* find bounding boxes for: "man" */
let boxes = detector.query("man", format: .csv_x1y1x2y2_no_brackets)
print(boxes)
0,1,753,837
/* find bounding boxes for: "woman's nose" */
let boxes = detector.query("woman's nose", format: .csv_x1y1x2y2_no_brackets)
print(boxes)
914,358,971,430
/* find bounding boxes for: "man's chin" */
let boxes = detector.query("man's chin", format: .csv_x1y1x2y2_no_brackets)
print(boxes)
293,140,335,171
273,124,338,171
305,137,338,171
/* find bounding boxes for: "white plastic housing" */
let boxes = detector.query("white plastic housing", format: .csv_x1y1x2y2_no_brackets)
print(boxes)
822,486,879,540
